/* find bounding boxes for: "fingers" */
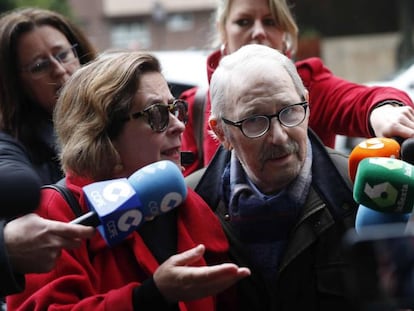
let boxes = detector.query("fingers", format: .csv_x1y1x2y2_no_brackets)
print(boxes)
188,263,250,284
46,219,96,239
185,263,251,293
200,266,251,295
169,244,206,266
154,246,251,302
6,214,95,251
5,214,95,274
164,263,250,301
199,263,251,281
371,105,414,138
45,221,95,251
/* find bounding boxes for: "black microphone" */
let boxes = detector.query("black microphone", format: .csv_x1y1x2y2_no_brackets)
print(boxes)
0,133,43,218
0,165,41,218
400,137,414,165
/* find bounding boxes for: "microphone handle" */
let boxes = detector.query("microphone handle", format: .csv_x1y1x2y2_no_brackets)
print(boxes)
70,210,100,227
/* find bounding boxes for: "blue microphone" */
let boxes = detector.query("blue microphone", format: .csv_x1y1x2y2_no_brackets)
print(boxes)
355,204,411,234
71,160,187,246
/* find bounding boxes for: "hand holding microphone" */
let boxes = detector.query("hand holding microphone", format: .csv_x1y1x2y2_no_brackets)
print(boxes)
348,137,414,233
71,160,187,246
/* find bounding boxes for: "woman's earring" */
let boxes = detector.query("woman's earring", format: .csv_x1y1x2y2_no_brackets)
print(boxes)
220,43,227,56
282,39,288,54
282,33,292,58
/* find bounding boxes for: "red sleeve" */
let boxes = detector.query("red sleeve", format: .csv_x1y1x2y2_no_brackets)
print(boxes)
6,189,138,311
7,186,222,310
297,57,414,147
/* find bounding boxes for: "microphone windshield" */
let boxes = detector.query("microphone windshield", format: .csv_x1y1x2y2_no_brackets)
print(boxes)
128,160,187,220
401,137,414,165
355,204,410,234
348,137,400,182
353,157,414,213
79,160,187,246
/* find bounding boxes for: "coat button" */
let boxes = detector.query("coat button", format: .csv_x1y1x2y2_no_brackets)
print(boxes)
224,214,231,221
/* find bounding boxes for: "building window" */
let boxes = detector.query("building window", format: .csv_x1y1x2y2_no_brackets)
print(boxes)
167,13,193,32
111,22,150,49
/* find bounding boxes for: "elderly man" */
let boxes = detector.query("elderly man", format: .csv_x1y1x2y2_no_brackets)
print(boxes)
187,44,358,311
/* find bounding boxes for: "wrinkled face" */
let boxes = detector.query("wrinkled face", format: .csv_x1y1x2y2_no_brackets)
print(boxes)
223,0,285,54
218,67,309,194
113,72,186,177
18,25,81,114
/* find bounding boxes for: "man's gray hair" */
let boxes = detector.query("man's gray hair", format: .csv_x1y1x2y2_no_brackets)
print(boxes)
210,44,306,119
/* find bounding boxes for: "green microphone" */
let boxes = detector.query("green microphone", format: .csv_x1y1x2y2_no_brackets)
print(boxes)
353,157,414,213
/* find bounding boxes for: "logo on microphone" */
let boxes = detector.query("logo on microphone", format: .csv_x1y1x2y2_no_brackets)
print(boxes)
103,181,133,202
364,182,398,208
144,192,184,220
84,178,144,246
360,157,412,212
117,210,143,232
161,192,183,212
359,138,386,150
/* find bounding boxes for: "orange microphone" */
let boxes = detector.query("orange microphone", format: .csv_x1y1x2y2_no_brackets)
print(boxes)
348,137,400,183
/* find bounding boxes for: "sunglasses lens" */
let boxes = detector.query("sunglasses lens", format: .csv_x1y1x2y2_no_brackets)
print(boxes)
148,105,169,132
171,100,188,124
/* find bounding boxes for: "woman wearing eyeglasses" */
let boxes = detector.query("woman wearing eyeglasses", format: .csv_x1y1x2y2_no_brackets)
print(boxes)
7,51,250,311
0,7,97,185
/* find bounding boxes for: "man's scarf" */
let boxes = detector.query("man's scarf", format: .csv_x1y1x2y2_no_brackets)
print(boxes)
221,140,312,281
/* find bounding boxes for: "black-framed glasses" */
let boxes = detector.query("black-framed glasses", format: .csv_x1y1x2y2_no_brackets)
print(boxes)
125,99,188,132
20,44,79,79
222,102,308,138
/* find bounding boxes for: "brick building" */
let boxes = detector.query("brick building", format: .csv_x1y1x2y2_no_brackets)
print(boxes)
68,0,216,51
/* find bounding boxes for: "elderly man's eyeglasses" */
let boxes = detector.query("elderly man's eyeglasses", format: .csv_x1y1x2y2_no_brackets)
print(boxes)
125,99,188,132
222,102,308,138
20,44,79,79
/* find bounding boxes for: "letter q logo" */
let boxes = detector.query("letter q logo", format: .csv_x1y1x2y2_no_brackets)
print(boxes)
117,210,143,232
160,192,183,213
103,181,132,203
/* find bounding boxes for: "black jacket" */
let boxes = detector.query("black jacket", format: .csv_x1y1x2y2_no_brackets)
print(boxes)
187,130,358,311
0,132,42,296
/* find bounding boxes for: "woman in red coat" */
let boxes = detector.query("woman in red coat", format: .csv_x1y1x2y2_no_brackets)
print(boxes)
180,0,414,176
7,51,250,311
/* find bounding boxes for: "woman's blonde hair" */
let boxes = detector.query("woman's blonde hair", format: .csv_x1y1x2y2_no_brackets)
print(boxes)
213,0,298,55
54,51,161,180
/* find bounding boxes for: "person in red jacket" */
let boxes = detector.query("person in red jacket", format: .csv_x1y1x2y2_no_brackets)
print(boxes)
180,0,414,176
7,51,250,311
